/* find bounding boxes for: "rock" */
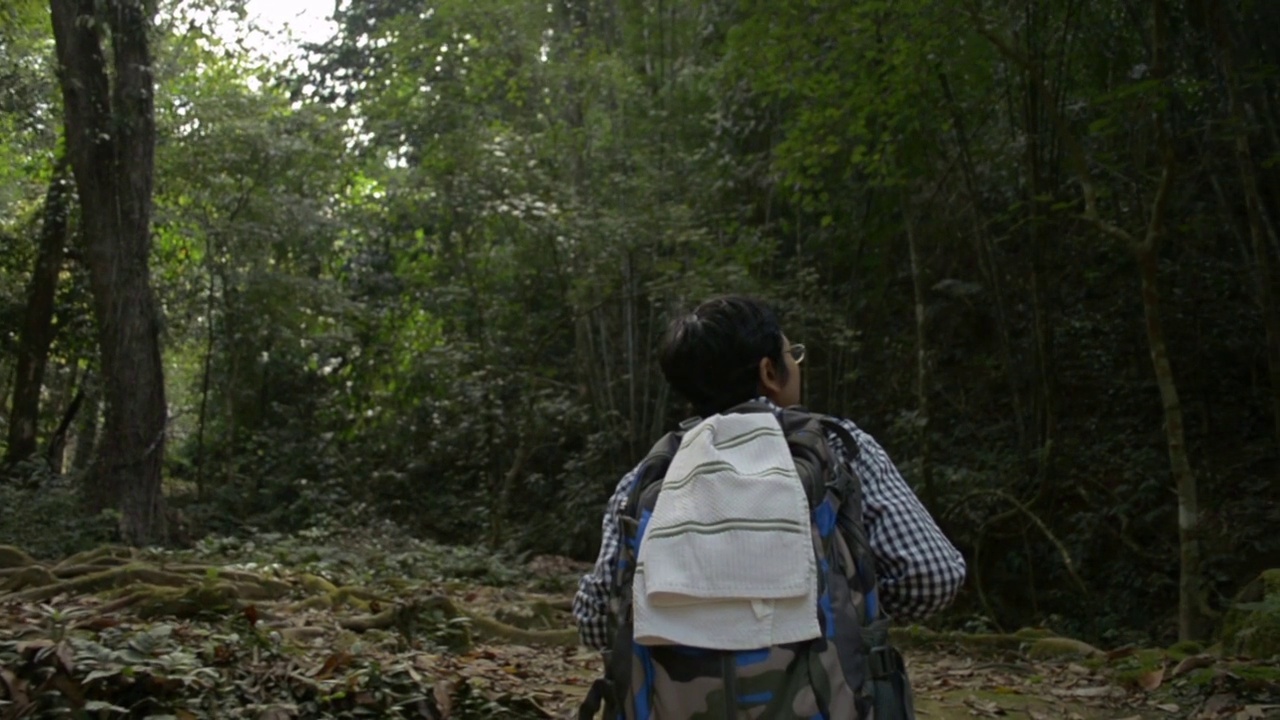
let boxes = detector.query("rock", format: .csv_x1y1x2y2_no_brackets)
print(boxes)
1221,569,1280,659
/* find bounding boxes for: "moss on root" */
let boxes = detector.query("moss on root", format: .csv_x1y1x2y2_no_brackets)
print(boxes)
0,545,37,569
1026,637,1104,660
1221,569,1280,659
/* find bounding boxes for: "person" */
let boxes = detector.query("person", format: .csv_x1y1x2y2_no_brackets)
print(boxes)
572,294,966,719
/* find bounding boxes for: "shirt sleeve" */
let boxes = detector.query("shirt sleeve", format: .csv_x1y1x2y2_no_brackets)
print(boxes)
572,468,637,651
829,418,967,621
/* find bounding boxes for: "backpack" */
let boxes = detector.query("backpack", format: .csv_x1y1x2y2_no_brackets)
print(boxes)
578,400,916,720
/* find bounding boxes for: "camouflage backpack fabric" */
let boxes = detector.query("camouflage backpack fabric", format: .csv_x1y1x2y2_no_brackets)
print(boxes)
578,400,916,720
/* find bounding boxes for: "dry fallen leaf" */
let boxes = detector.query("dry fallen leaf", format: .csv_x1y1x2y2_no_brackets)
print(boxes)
1203,694,1242,716
433,678,456,719
1171,654,1216,678
1235,706,1280,720
1106,647,1138,662
312,651,354,680
1137,666,1165,692
961,695,1007,717
1060,685,1116,698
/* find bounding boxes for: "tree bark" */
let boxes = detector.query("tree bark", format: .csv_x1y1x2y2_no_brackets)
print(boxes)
46,380,85,473
69,373,99,474
1137,0,1205,643
903,200,933,506
50,0,167,546
194,247,216,502
1135,240,1204,642
4,153,72,468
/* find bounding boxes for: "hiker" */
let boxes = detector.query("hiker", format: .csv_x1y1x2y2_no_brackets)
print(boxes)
572,295,966,719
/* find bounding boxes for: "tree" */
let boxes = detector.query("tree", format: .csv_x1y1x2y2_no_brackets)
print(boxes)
968,0,1208,641
4,151,70,467
49,0,167,545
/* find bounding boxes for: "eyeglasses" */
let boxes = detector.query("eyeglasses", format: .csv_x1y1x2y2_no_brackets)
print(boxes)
739,343,806,372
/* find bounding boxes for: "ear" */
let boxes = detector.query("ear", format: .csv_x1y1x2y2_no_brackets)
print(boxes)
757,356,786,400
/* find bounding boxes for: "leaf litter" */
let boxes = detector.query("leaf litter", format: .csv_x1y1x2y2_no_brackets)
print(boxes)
1,531,1277,719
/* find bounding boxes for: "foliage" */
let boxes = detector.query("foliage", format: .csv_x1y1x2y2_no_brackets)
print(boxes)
0,468,119,559
0,535,591,718
1,0,1278,648
187,519,525,591
2,538,1279,718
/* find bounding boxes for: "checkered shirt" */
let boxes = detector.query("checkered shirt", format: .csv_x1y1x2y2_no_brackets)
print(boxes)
571,401,967,651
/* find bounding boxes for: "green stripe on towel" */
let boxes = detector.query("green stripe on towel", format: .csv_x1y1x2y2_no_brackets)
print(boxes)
710,425,783,450
662,461,795,492
644,517,807,541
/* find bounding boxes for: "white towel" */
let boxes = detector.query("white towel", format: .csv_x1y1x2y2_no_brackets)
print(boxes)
632,412,820,650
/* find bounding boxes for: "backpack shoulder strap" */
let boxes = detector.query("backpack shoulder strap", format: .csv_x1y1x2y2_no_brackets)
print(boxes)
591,427,685,720
815,415,860,505
818,416,860,462
623,429,684,519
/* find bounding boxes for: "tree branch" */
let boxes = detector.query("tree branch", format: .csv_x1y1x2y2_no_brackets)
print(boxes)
949,488,1089,596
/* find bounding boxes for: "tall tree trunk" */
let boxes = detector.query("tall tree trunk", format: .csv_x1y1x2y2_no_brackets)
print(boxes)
624,250,637,455
70,373,99,474
1133,0,1205,643
1207,7,1280,449
46,379,85,473
903,200,933,506
1135,240,1205,641
5,153,72,468
50,0,167,546
194,248,216,502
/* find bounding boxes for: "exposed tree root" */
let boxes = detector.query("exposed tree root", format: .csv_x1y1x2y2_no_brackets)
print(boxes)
298,573,339,595
4,564,198,603
0,543,1128,669
52,545,136,570
0,544,578,653
887,625,1107,658
134,583,244,619
337,594,579,649
0,545,37,569
0,565,55,592
52,563,132,579
278,626,331,644
543,598,573,612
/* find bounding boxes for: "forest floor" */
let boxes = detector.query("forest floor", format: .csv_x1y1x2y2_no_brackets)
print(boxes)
0,527,1277,719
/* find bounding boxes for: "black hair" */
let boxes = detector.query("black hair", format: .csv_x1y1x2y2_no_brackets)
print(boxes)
658,295,789,417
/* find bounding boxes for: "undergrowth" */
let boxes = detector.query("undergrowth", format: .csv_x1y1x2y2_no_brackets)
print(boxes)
0,463,119,559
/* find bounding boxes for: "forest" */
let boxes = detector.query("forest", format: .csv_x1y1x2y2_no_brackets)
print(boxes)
1,0,1278,717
